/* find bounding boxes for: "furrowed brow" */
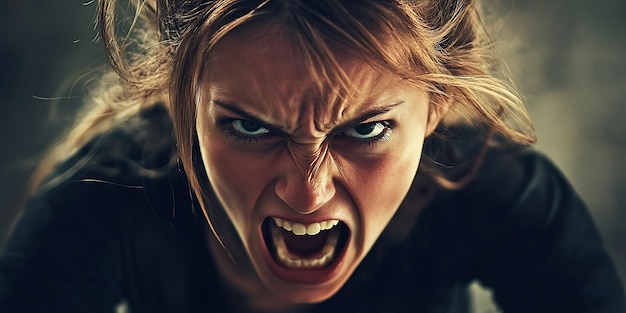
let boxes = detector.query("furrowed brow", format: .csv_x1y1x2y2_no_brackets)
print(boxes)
212,99,404,135
211,100,286,133
334,101,405,129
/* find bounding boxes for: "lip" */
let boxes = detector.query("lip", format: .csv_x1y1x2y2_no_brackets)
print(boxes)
258,217,350,285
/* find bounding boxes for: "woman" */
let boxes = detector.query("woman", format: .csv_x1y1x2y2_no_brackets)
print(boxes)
1,0,623,312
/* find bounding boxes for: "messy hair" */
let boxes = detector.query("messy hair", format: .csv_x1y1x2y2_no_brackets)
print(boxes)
35,0,535,208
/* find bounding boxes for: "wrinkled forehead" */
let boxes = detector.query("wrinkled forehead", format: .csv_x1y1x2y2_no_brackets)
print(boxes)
207,27,313,96
204,25,406,130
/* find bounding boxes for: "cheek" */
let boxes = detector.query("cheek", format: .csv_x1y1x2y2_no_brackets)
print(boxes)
338,137,424,242
197,134,276,227
361,151,421,210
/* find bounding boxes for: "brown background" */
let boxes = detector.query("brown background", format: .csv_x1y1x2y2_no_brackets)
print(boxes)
1,0,624,308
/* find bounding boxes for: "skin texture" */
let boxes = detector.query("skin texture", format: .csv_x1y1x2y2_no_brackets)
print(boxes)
195,29,444,307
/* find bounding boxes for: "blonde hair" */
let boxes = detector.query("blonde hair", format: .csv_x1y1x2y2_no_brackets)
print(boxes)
35,0,535,198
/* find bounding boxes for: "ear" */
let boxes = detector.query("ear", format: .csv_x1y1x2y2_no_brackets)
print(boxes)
425,93,451,136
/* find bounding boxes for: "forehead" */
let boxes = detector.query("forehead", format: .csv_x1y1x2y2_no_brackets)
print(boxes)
205,27,406,132
208,28,310,98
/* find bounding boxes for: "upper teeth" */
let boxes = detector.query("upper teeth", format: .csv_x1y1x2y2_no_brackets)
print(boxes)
272,217,339,236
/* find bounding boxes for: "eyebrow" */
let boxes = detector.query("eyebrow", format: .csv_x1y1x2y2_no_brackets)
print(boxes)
212,100,287,133
211,99,404,133
338,101,404,127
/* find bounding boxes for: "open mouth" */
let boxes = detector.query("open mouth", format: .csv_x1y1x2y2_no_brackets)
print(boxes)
262,217,349,271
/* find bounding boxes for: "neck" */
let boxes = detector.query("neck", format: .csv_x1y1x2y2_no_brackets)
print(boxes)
204,226,311,313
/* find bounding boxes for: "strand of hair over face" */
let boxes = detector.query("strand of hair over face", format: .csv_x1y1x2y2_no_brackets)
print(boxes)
22,0,541,265
87,0,538,190
35,0,536,196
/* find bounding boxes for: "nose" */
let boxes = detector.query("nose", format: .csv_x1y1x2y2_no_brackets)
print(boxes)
274,150,336,215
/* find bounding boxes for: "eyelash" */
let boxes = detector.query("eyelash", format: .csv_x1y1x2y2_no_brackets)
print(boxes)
217,118,394,146
218,118,271,144
337,121,393,147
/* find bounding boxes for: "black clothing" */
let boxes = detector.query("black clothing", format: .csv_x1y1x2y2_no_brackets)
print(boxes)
1,105,624,312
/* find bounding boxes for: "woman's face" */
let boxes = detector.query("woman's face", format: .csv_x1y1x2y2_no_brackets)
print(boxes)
196,30,439,303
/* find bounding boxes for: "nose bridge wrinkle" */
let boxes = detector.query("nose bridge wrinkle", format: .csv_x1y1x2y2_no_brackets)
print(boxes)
287,138,331,188
275,139,335,214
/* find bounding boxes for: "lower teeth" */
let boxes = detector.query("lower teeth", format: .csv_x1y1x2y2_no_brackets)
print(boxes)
270,225,339,269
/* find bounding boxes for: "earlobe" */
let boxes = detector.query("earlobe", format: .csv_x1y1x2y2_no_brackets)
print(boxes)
425,94,451,136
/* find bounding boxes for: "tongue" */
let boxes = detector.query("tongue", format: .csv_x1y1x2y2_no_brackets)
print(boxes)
282,230,330,256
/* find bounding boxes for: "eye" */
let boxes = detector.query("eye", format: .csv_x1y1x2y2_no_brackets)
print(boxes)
231,119,270,136
344,121,389,139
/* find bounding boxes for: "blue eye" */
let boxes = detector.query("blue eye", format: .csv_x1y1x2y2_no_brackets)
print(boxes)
345,122,388,139
231,119,270,136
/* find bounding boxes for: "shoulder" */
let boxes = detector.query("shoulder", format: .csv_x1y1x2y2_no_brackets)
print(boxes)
0,104,201,310
421,143,575,236
49,103,175,186
22,103,183,233
429,147,596,254
460,148,570,226
426,147,626,311
26,103,193,242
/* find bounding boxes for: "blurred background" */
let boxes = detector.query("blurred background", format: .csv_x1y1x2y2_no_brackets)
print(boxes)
0,0,624,311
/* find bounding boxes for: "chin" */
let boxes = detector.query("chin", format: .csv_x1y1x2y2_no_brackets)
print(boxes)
249,216,359,303
263,277,346,303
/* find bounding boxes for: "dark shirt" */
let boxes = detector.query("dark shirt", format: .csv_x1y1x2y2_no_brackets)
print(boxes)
1,105,624,312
